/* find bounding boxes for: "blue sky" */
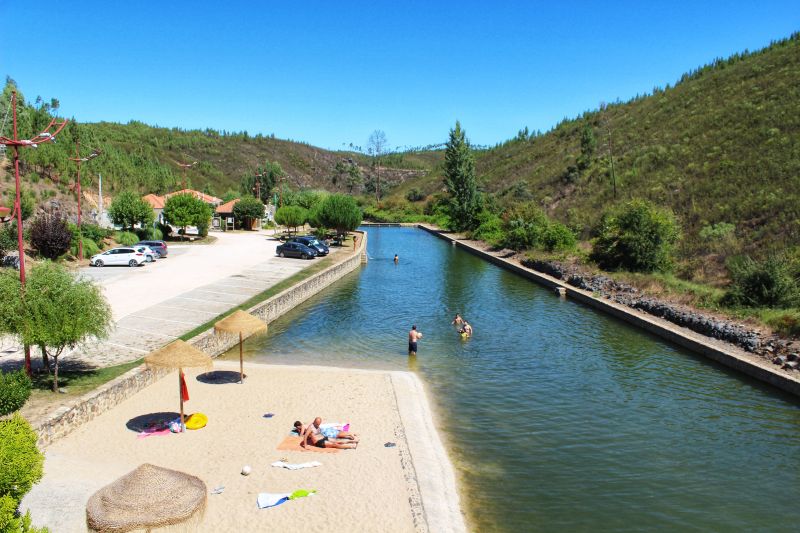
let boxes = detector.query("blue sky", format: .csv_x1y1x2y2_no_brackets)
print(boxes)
2,1,798,151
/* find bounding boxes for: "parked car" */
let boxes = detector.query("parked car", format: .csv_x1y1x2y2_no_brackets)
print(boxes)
289,235,329,256
90,247,148,267
276,242,318,260
135,245,158,263
136,240,168,258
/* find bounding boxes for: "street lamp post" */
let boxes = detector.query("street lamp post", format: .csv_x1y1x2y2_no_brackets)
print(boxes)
177,160,197,190
68,140,101,261
0,91,68,375
252,171,263,200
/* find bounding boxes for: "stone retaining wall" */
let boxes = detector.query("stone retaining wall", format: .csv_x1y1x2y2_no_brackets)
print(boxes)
418,225,800,398
34,231,368,447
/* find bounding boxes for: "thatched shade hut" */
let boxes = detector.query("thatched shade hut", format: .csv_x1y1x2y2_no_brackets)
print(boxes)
86,463,207,532
144,340,212,431
214,310,267,383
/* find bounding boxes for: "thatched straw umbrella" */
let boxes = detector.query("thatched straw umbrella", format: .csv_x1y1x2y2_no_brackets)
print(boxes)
86,463,206,532
144,340,212,431
214,310,267,384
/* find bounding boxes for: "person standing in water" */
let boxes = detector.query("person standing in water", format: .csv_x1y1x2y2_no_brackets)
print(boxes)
408,325,423,356
452,314,464,327
460,321,473,338
394,254,399,264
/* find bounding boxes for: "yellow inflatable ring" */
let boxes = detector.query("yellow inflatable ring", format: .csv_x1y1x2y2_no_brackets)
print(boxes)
185,413,208,430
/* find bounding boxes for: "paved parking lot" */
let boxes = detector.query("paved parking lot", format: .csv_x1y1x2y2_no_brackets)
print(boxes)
1,231,347,369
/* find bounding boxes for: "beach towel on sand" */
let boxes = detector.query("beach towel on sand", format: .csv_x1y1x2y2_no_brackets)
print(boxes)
257,493,290,509
271,461,322,470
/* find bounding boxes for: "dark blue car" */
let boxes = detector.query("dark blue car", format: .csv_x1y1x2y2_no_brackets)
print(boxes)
276,241,318,259
289,235,329,256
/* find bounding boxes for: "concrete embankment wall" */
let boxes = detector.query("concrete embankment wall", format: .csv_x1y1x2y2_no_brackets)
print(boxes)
34,232,368,447
419,225,800,398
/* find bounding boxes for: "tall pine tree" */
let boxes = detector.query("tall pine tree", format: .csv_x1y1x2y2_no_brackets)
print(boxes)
444,121,481,231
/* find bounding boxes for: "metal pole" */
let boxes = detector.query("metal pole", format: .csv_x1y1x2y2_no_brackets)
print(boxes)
239,331,244,384
11,92,31,375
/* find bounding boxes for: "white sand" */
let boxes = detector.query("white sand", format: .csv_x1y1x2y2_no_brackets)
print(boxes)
22,361,465,532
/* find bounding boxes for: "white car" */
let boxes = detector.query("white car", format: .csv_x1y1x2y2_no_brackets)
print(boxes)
90,247,148,267
135,245,158,262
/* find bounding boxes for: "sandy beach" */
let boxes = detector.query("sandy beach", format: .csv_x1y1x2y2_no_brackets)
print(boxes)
21,361,465,532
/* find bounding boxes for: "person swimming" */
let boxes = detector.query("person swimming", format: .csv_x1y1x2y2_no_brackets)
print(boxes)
460,321,473,338
394,254,399,264
452,314,464,326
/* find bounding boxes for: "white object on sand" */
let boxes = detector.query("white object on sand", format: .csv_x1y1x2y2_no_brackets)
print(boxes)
270,461,322,470
257,493,290,509
241,465,252,476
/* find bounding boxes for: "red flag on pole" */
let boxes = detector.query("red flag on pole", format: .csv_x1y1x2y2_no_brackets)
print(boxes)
180,371,189,402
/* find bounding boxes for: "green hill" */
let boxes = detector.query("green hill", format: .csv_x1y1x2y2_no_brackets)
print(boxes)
392,33,800,273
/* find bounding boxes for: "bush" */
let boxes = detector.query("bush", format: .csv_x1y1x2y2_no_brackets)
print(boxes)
406,188,425,202
157,222,172,238
232,197,265,229
69,237,100,258
591,199,679,272
78,223,111,245
135,226,163,241
471,211,504,246
115,231,139,246
0,369,32,416
30,215,72,260
723,255,799,308
500,204,575,252
0,414,44,503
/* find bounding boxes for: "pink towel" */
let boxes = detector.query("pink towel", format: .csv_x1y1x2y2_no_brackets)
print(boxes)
137,428,171,439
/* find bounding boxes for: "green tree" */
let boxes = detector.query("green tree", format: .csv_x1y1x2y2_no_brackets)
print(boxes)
577,123,596,171
0,263,112,391
108,191,154,231
274,205,307,234
232,197,265,229
162,193,212,240
443,121,481,231
221,189,241,202
591,199,680,272
241,161,283,204
346,164,363,194
318,194,362,235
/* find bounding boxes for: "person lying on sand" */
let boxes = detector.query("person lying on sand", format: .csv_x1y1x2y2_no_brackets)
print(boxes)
306,431,358,449
297,418,358,448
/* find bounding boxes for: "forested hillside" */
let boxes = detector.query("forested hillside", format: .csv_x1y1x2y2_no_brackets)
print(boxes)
0,81,430,207
395,33,800,265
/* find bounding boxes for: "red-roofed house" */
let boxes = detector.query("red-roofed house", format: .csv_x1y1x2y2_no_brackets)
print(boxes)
142,194,166,224
214,198,240,231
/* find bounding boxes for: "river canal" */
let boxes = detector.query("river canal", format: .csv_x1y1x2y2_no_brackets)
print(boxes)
223,227,800,532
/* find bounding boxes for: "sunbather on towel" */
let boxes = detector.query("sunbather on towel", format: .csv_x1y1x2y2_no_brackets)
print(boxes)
297,418,358,449
306,431,358,449
296,418,358,444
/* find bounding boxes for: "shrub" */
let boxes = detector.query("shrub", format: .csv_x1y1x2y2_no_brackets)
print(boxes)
499,205,574,252
591,199,679,272
541,221,577,251
69,237,100,258
157,222,172,238
0,369,32,416
30,215,72,260
471,211,504,246
78,223,111,245
0,223,18,259
0,414,44,503
406,188,425,202
115,231,139,246
723,254,799,308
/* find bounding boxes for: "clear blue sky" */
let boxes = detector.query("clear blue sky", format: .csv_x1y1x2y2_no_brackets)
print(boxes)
2,1,798,151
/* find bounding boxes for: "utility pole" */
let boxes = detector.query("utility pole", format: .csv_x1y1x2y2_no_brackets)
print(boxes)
253,171,263,200
0,91,67,375
177,159,197,190
69,140,101,260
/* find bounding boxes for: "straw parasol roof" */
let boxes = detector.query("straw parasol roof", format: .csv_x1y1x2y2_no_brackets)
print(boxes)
214,310,267,336
86,463,207,532
144,340,213,371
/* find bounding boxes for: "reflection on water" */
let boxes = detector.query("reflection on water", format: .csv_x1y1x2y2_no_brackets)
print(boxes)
224,227,800,531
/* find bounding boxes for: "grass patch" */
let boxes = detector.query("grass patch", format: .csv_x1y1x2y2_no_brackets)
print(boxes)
29,358,143,397
612,271,725,309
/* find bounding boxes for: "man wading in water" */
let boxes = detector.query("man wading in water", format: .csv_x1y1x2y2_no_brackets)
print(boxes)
408,325,423,356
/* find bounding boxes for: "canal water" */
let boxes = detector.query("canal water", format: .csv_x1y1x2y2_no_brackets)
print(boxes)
224,227,800,531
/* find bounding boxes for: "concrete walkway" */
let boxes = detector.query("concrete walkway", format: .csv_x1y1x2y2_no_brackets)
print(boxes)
0,231,344,370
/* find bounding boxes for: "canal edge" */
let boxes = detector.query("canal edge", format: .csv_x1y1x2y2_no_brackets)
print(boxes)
418,225,800,398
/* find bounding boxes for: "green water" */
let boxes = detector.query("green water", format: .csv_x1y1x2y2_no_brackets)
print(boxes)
226,227,800,531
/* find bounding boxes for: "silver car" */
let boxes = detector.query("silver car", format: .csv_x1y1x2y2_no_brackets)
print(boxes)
135,245,158,262
90,247,148,267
